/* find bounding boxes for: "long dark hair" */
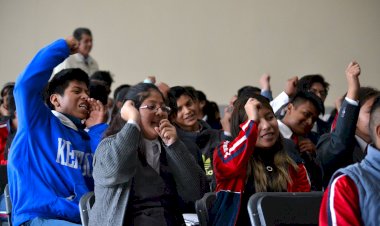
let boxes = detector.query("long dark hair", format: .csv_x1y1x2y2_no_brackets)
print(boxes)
230,93,297,192
103,82,164,138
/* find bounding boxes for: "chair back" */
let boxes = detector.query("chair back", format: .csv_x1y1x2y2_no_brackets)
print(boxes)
79,191,95,226
248,192,323,226
0,184,12,226
195,192,216,226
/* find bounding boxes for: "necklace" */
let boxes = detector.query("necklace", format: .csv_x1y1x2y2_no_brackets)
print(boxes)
266,166,273,172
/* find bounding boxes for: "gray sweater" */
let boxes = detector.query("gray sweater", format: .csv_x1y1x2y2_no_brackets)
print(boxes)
89,123,205,226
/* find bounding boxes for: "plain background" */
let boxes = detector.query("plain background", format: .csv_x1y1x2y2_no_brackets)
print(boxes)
1,0,379,107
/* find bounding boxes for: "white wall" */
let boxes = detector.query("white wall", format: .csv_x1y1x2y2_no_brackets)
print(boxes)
1,0,379,107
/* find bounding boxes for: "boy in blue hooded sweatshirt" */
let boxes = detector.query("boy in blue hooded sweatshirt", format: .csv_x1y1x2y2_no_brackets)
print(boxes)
7,36,108,226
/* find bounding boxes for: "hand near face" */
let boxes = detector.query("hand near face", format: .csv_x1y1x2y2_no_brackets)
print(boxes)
120,100,141,123
65,36,79,55
85,98,107,128
298,138,316,154
285,76,298,97
245,98,261,122
155,119,177,146
221,106,233,133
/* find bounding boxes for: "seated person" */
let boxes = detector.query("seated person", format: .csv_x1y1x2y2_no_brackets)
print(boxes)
211,94,310,226
278,91,325,190
317,61,380,187
167,86,230,189
319,95,380,226
89,83,205,226
8,37,108,226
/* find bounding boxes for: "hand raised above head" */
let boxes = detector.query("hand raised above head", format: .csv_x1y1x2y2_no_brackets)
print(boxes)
285,76,298,97
259,73,271,91
65,36,79,55
345,61,361,101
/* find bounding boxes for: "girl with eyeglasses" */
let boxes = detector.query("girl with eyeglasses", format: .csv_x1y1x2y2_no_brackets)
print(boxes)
89,83,206,226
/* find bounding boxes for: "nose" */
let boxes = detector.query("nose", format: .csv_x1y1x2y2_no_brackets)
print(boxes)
260,119,270,130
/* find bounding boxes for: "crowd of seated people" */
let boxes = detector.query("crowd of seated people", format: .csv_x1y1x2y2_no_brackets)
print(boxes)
1,30,379,226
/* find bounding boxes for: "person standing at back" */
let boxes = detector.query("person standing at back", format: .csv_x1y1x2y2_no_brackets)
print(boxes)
8,36,108,226
54,27,99,76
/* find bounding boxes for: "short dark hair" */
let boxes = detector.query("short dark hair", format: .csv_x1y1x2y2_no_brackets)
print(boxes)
290,91,325,115
369,96,380,147
45,68,89,109
358,87,380,109
113,84,131,102
90,71,114,88
6,86,16,118
89,81,108,105
297,74,330,96
73,27,92,41
237,86,261,98
167,86,196,117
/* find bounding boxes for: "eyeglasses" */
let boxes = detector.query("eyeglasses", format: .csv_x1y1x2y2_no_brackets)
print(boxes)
140,104,171,114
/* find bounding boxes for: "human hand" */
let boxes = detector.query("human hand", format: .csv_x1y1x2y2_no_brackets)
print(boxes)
245,98,261,122
221,106,233,133
298,138,316,154
259,73,271,91
284,76,298,97
65,36,79,55
155,119,177,146
120,100,140,123
85,98,107,128
345,61,360,101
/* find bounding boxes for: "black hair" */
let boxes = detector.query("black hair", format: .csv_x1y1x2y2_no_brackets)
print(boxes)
104,83,163,138
73,27,92,41
90,71,114,88
369,96,380,146
237,85,261,98
113,84,131,102
1,82,15,98
183,86,198,100
45,68,89,109
290,91,325,115
167,86,196,118
357,87,380,109
296,74,329,96
5,86,16,119
89,81,109,105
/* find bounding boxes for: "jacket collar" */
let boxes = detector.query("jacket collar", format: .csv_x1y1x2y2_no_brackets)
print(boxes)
51,110,79,131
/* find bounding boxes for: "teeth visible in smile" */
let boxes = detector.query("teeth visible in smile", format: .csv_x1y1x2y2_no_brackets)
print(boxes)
79,104,88,110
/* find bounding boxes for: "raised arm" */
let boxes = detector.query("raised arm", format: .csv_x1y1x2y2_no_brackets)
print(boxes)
317,62,360,187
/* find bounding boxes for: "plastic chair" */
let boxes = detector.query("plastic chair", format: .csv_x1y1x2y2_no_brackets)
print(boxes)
195,192,216,226
78,192,95,226
248,192,323,226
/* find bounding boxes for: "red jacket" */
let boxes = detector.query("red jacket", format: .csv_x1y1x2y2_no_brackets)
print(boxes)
0,122,9,165
211,120,311,226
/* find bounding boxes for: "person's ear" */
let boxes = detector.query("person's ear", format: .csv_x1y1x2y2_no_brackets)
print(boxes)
287,103,294,113
50,94,61,109
375,124,380,143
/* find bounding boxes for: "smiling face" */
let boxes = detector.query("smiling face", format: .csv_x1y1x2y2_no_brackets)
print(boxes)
139,90,168,140
255,107,280,148
50,80,90,120
283,101,319,136
309,82,327,102
172,94,199,131
78,34,93,57
356,96,376,143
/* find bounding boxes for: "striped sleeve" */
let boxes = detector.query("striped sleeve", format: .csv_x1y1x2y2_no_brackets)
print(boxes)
319,174,362,226
213,120,258,179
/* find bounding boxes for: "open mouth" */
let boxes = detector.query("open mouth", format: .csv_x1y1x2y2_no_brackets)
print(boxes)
261,132,275,139
79,103,89,111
